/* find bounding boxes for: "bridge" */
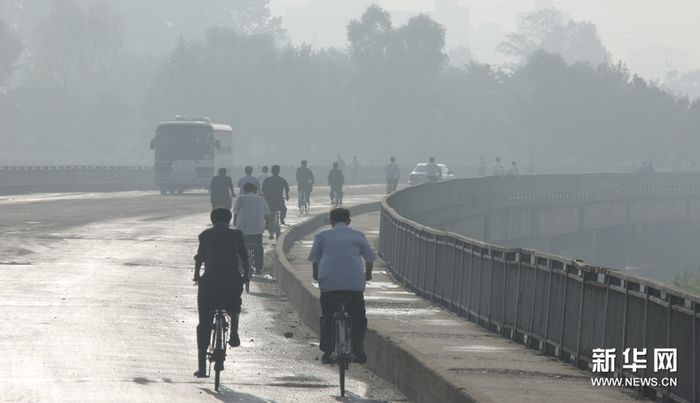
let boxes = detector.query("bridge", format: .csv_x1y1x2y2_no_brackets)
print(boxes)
377,173,699,402
1,170,698,402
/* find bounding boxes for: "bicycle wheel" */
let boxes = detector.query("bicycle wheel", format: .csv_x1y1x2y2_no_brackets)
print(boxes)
335,315,347,397
214,315,224,391
338,354,346,397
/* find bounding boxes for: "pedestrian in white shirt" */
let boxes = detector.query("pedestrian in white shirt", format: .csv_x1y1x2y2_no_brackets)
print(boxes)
257,166,271,190
426,157,442,183
492,158,505,176
233,182,271,274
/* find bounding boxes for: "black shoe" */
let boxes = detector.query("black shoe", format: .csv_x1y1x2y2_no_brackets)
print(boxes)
228,332,241,347
193,369,208,378
321,352,333,364
352,349,367,364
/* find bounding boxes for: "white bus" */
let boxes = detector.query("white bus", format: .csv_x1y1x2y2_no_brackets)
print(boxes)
150,116,233,194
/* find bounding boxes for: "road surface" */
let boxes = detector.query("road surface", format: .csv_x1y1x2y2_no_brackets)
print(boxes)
0,186,406,402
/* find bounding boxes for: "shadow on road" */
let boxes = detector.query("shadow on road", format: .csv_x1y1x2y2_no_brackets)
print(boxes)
200,386,271,402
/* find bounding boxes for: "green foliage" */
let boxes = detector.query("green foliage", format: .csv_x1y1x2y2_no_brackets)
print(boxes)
671,270,700,295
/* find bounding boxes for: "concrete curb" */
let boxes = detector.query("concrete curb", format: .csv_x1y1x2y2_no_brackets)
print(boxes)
273,202,494,403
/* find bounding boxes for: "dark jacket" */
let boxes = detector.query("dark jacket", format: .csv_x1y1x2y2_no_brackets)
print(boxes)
328,168,344,187
261,175,289,211
194,224,248,289
210,175,235,207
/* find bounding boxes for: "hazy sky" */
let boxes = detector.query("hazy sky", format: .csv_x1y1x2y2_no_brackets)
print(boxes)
270,0,700,80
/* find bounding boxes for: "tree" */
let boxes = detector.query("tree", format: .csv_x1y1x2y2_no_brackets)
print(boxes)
399,14,446,78
0,16,22,86
347,5,393,69
30,0,123,91
224,0,284,38
499,8,609,66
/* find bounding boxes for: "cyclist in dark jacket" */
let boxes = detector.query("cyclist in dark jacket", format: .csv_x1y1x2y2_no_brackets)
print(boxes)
327,163,344,203
193,208,249,378
296,160,314,208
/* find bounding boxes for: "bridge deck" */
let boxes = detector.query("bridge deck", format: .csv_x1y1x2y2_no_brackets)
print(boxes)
287,211,642,402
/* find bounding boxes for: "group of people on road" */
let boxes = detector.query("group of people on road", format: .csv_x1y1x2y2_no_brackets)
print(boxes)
481,157,519,177
193,162,376,378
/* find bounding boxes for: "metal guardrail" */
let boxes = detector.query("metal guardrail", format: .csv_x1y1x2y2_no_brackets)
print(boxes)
378,173,700,403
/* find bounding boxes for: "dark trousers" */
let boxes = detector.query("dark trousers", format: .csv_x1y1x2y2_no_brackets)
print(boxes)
319,291,366,353
196,283,243,351
280,205,287,223
242,234,263,273
386,179,398,193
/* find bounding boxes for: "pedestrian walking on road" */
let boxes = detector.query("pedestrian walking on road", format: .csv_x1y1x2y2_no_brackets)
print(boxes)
210,168,235,210
492,158,505,176
385,156,400,194
193,208,249,378
426,157,441,183
237,166,260,193
257,166,271,189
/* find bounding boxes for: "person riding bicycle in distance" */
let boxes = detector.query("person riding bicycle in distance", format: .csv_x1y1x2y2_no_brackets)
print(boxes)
233,182,271,273
327,162,344,204
193,208,250,378
296,160,314,206
308,208,375,364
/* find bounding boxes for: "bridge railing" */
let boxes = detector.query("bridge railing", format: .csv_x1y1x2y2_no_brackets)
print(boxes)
379,173,699,403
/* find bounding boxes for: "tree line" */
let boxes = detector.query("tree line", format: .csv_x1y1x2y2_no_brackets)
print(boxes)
0,2,698,171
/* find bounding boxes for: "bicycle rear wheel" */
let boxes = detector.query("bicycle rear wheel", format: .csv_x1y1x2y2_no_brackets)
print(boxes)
214,315,224,391
338,355,346,397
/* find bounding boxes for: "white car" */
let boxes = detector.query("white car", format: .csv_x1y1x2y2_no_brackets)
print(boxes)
408,163,455,185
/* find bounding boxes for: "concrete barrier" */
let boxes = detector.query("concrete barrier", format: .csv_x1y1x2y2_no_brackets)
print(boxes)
272,202,492,403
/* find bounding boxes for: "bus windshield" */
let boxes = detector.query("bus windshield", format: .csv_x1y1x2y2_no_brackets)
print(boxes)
155,125,213,161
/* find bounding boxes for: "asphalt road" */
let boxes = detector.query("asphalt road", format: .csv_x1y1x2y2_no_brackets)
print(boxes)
0,186,407,402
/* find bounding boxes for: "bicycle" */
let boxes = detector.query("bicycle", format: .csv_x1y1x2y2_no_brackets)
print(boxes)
298,188,311,215
208,309,229,391
330,187,343,207
269,210,281,240
331,296,352,397
243,241,262,293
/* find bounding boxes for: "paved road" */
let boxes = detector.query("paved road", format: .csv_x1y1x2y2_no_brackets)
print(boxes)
0,186,406,402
